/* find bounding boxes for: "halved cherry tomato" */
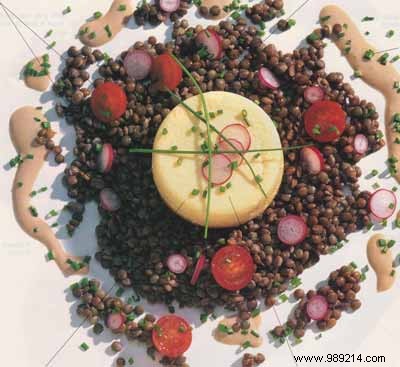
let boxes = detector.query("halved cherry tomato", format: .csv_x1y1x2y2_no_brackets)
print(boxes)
152,315,192,358
90,82,127,123
151,53,182,90
304,100,346,143
211,245,254,291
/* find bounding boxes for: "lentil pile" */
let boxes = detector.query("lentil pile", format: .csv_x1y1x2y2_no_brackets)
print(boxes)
71,278,191,366
55,16,384,318
271,264,363,341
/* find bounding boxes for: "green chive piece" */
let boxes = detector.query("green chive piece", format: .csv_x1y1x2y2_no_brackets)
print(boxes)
226,182,232,189
47,251,55,261
250,330,260,338
391,55,400,63
312,124,321,135
255,175,263,183
88,32,96,40
287,19,296,28
350,261,358,269
63,6,72,15
219,186,226,193
128,357,134,365
353,69,362,78
29,206,38,217
390,269,396,276
191,188,200,196
230,161,238,170
386,30,395,38
33,227,38,233
361,16,374,22
370,169,378,177
242,341,252,349
17,181,23,188
363,49,375,60
162,128,168,135
218,324,234,334
45,30,53,38
200,313,208,323
251,308,260,318
105,25,112,38
93,11,103,19
320,15,331,22
48,41,56,49
279,294,288,303
378,53,390,65
118,4,127,11
80,342,89,351
116,287,125,297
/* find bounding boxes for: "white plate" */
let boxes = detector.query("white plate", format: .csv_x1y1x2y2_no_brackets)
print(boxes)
0,0,399,366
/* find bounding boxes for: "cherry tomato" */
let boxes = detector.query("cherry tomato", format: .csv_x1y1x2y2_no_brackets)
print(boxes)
152,315,192,358
151,53,182,90
90,82,127,123
211,245,254,291
304,100,346,143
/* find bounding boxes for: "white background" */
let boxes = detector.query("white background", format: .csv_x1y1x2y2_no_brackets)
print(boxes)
0,0,400,366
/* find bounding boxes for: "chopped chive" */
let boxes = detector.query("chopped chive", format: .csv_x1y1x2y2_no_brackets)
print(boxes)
116,287,125,297
128,357,134,365
255,175,263,183
79,27,89,36
45,30,53,37
363,49,375,60
320,15,331,22
88,31,96,40
79,342,89,351
315,333,322,340
241,329,249,335
218,324,234,334
391,55,400,63
93,11,103,19
47,251,55,261
290,277,302,288
63,6,72,15
191,126,198,133
392,186,398,192
370,169,378,176
200,313,208,323
231,11,240,20
287,19,296,28
372,182,380,189
253,153,261,159
171,145,178,151
350,261,358,269
209,111,216,119
105,24,112,38
279,294,288,303
51,222,58,228
378,53,390,65
361,16,374,22
390,269,396,276
230,161,238,170
226,182,232,189
33,227,38,233
241,109,250,126
162,128,168,135
202,190,208,198
29,206,38,217
242,341,252,349
251,308,260,318
308,32,320,42
250,330,259,338
176,157,183,166
344,46,351,54
191,188,200,196
17,181,23,188
312,124,321,135
388,240,396,248
25,154,34,160
365,31,370,35
118,4,127,11
48,41,56,49
386,30,395,38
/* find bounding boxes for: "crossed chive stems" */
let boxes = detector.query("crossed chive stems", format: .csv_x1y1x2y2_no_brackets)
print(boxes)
129,53,312,239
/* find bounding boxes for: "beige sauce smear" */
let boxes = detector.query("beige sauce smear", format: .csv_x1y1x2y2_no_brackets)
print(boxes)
320,5,400,183
78,0,133,47
10,106,88,276
366,234,395,292
213,314,262,347
201,0,230,19
24,55,50,92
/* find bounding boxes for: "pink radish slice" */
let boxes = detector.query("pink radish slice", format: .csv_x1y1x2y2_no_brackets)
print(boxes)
167,254,188,274
97,143,114,173
368,189,397,219
353,134,369,154
202,154,233,186
306,295,329,321
159,0,180,12
123,50,153,81
100,188,121,212
277,215,307,246
107,313,126,330
258,67,280,89
300,146,324,174
304,86,324,104
217,138,245,166
195,30,223,59
218,124,251,151
191,255,206,285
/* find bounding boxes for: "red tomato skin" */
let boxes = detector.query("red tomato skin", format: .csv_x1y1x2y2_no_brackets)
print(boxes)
304,100,346,143
152,315,192,358
211,245,254,291
90,82,127,123
151,53,182,90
